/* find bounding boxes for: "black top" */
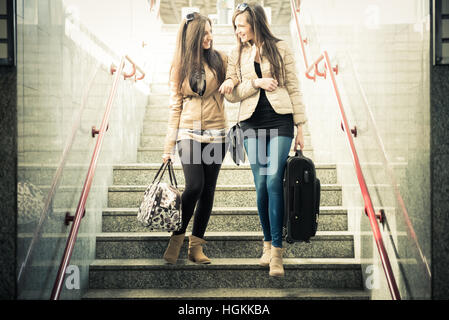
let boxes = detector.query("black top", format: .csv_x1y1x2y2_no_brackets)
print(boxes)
240,62,293,138
189,69,206,96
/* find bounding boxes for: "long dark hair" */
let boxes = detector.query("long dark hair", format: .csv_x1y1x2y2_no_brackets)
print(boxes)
232,3,286,86
170,12,226,92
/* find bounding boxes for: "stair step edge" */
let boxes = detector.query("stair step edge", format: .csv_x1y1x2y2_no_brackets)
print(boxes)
102,206,347,215
90,257,363,269
113,163,337,169
95,231,354,240
108,184,342,191
82,287,370,300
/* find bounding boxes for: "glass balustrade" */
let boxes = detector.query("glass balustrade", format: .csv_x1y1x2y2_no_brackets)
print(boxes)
16,0,151,299
293,0,431,299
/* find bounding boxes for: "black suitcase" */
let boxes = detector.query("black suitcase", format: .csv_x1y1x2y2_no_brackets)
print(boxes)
283,149,321,243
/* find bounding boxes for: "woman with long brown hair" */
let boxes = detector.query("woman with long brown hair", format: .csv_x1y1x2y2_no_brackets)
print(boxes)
224,3,307,277
162,12,236,265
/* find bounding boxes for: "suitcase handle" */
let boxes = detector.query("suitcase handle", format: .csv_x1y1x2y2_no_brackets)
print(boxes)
295,149,303,157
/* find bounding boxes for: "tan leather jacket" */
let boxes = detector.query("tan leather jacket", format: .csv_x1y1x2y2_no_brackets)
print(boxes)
224,41,307,125
164,52,236,155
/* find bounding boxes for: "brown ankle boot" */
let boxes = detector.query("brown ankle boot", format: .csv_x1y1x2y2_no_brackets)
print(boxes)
163,233,185,264
259,241,271,267
269,246,285,277
188,235,211,264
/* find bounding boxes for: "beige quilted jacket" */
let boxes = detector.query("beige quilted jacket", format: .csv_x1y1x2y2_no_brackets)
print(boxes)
224,40,307,125
163,52,237,155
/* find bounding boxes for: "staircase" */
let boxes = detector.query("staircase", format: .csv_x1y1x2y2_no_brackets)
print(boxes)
82,25,369,300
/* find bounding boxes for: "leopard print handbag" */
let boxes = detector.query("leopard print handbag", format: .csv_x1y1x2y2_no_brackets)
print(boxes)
137,160,182,232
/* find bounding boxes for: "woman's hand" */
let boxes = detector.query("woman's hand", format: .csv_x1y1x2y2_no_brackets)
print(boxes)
218,79,235,94
162,154,172,163
294,125,304,151
254,78,278,92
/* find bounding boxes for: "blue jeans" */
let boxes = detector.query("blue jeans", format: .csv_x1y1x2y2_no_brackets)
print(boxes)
244,135,293,248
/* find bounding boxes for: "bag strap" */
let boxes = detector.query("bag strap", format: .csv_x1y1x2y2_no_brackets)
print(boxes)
236,60,243,125
153,161,169,185
167,160,178,188
152,162,166,183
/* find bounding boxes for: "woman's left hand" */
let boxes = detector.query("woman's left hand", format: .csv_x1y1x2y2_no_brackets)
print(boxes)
218,79,235,94
294,125,304,151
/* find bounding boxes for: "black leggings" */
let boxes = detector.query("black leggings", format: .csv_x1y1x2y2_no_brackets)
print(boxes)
173,139,226,238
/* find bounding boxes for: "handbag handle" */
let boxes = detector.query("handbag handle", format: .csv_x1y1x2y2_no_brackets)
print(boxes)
233,61,243,125
151,160,179,188
152,161,169,185
167,160,178,188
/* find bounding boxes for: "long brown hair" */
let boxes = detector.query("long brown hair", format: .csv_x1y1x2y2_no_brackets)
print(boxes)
170,12,226,92
232,3,286,86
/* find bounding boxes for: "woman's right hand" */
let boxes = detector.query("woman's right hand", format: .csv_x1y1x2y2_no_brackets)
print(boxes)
254,78,278,92
218,79,235,94
162,154,172,163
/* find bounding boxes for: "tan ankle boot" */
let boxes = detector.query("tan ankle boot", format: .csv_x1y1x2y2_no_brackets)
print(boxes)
259,241,271,267
269,246,284,277
163,233,185,264
188,235,211,264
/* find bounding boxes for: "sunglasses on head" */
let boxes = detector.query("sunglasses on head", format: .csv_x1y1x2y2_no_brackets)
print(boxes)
237,3,249,11
185,12,197,25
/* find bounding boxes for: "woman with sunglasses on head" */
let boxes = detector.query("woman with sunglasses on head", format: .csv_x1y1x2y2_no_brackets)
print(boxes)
162,12,238,265
222,3,307,277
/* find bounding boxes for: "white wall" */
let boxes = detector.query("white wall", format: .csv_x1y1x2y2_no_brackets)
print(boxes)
62,0,159,59
302,0,429,26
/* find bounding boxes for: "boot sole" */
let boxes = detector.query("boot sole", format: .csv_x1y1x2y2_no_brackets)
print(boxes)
163,258,177,264
188,257,211,264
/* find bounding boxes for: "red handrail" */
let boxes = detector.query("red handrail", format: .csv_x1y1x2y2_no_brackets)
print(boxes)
50,55,144,300
150,0,161,20
110,55,146,81
289,0,401,300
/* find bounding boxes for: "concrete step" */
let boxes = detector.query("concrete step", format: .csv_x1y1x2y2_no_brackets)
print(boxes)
142,112,310,135
17,145,313,166
88,258,363,290
101,207,348,233
139,133,313,149
137,147,315,163
19,185,102,208
83,287,369,300
95,231,354,260
142,104,308,125
146,95,241,111
107,184,342,208
148,94,170,106
161,24,291,35
18,150,87,164
150,43,238,56
18,136,97,152
141,110,308,126
18,233,93,261
112,163,337,185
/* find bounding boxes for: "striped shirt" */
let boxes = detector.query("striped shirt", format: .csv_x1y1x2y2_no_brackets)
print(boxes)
176,128,226,144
